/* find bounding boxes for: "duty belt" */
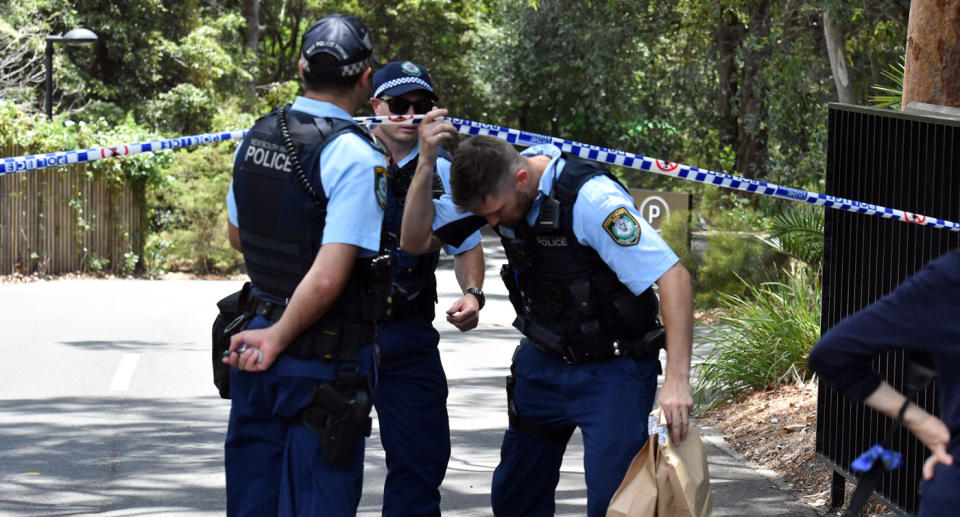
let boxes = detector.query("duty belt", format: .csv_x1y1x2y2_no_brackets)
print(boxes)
384,290,435,321
514,315,664,365
249,295,375,362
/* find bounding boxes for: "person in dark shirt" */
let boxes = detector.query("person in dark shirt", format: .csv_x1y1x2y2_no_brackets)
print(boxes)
808,249,958,516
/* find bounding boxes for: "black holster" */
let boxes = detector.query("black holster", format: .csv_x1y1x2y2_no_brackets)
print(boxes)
295,380,373,466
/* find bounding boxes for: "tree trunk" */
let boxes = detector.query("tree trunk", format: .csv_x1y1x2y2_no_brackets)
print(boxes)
243,0,260,96
902,0,960,109
715,10,742,152
823,10,856,104
735,0,772,179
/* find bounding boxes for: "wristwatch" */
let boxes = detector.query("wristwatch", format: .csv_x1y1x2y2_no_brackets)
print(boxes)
464,287,485,310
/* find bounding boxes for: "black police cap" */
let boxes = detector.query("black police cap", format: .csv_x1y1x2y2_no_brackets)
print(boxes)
300,14,375,78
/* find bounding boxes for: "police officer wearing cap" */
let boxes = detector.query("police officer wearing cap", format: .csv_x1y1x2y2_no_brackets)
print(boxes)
222,13,390,517
368,61,485,516
400,114,694,516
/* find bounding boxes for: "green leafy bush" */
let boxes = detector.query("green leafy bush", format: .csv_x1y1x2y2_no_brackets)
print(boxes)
659,210,696,274
694,268,821,409
147,142,241,275
0,101,172,188
695,231,780,307
681,187,783,308
145,83,216,135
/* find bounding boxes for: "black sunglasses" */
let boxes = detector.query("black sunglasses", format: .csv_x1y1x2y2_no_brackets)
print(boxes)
381,97,435,115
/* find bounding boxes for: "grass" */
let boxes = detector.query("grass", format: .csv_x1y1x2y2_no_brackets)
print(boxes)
694,268,821,410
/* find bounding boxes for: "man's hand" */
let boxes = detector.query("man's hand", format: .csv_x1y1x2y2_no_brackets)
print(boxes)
418,107,456,164
222,327,284,372
659,375,693,445
865,383,954,481
903,405,954,480
401,108,456,255
446,294,480,331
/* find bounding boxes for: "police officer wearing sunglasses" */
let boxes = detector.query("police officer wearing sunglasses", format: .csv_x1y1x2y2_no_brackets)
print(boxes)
368,61,486,517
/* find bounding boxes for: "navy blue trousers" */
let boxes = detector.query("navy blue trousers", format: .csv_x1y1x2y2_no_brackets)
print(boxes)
224,315,377,517
491,342,660,517
919,463,960,517
373,316,449,517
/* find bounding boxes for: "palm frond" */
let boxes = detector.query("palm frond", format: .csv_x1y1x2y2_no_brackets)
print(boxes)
869,60,905,110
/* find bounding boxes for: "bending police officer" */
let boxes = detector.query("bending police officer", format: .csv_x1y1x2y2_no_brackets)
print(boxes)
400,113,694,517
368,61,485,516
222,14,389,517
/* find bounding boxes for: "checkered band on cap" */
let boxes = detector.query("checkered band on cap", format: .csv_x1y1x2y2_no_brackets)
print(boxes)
337,55,376,77
302,54,375,78
374,77,434,98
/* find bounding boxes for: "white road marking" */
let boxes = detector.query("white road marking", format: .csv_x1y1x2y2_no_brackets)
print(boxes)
109,353,140,392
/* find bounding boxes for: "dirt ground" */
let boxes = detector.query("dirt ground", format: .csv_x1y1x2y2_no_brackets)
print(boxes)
700,381,894,516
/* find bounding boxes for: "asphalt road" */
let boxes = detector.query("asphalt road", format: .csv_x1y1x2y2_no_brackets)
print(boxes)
0,241,819,516
0,252,537,516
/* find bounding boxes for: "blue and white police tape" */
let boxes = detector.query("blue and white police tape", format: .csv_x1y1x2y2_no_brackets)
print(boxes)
0,129,248,177
358,114,960,232
2,114,958,232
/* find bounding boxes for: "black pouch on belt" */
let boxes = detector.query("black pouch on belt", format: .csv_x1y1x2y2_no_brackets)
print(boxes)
211,282,253,399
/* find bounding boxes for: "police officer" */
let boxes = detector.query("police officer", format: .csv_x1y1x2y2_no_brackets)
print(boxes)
808,250,959,517
400,113,694,517
368,61,485,516
222,14,389,517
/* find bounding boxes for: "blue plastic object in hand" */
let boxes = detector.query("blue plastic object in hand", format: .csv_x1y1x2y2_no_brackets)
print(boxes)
851,444,903,472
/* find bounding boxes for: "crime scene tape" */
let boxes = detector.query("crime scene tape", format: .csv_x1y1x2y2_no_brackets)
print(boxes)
360,114,960,232
0,130,247,177
2,114,957,232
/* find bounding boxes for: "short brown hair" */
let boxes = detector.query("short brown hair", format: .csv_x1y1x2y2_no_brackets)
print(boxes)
301,55,371,95
450,135,524,210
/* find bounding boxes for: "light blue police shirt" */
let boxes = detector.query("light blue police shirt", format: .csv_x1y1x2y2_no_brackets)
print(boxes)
395,141,482,257
227,96,386,256
430,144,678,294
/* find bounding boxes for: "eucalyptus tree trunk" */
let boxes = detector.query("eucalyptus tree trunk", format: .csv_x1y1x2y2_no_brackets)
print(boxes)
823,10,855,104
243,0,260,96
902,0,960,109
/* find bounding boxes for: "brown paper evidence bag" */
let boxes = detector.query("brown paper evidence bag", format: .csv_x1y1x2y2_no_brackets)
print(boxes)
606,408,714,517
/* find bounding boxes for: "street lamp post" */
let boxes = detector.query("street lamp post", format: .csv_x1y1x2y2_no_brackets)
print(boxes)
45,28,98,120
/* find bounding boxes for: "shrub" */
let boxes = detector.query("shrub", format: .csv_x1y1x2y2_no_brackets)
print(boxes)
694,268,821,409
147,142,242,274
145,83,216,135
659,209,696,275
695,231,781,307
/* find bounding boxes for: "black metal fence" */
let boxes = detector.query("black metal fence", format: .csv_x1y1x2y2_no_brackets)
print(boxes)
818,103,960,513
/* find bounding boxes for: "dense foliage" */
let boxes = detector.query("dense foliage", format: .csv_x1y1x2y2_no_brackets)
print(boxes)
0,0,909,277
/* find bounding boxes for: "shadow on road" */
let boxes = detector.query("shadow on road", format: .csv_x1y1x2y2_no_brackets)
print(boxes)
0,396,228,515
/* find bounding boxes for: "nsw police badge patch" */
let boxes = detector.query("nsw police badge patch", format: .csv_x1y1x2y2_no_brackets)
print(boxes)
603,207,641,246
375,166,388,208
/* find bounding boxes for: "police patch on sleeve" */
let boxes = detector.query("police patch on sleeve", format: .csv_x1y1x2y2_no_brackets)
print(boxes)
603,207,641,246
375,166,388,208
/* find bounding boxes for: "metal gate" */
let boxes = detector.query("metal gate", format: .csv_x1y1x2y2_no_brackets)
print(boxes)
818,103,960,513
